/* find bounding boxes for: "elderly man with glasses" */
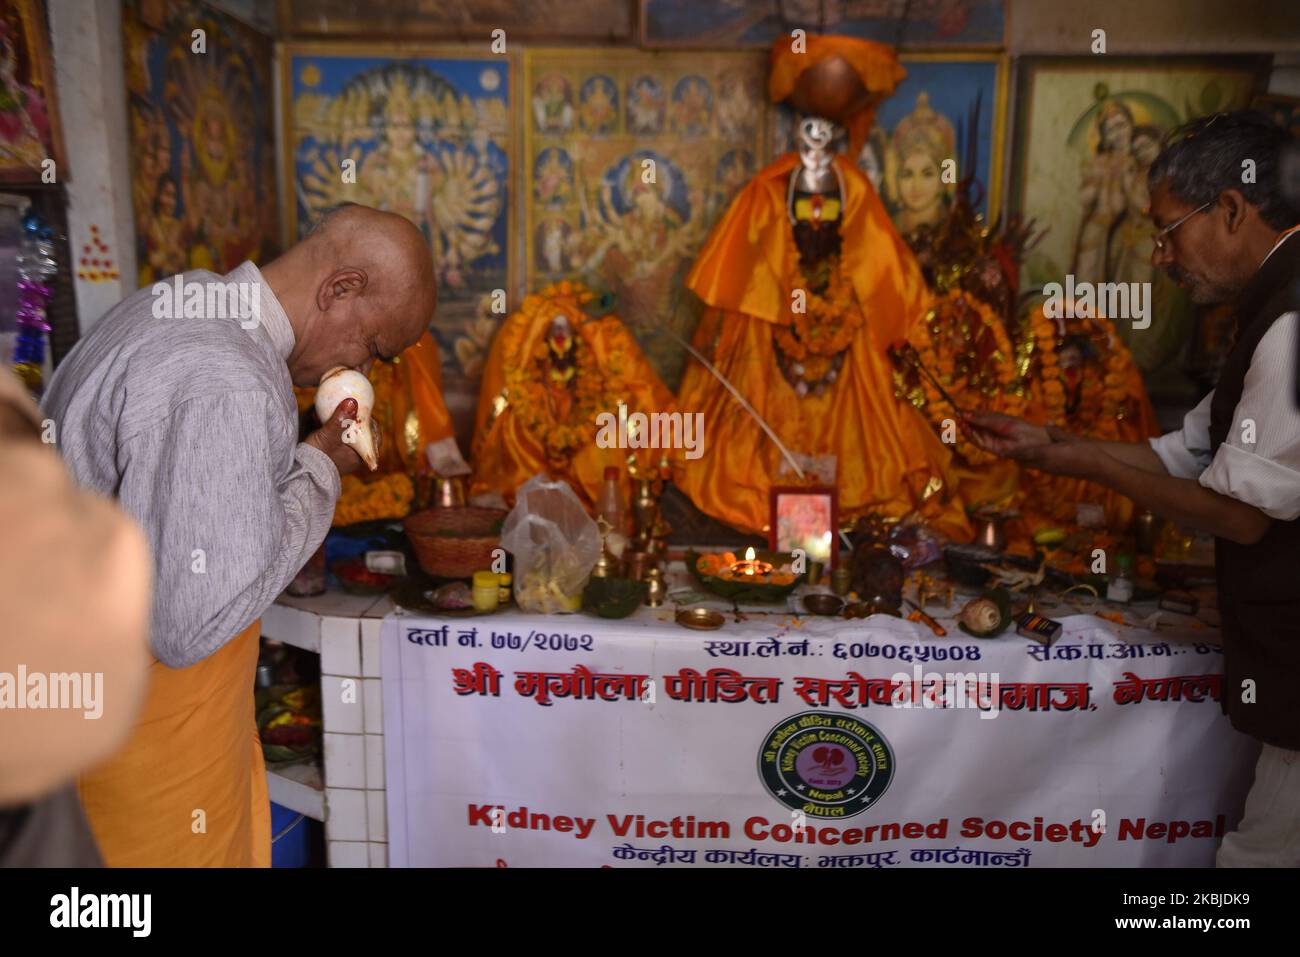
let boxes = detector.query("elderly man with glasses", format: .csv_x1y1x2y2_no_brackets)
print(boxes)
966,111,1300,868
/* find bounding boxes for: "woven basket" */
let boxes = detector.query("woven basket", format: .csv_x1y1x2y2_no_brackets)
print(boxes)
403,506,506,579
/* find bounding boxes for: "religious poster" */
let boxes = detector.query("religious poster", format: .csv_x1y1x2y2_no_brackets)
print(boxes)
523,48,768,389
0,0,65,184
771,53,1007,229
283,44,513,442
642,0,1005,49
1011,57,1268,399
122,0,279,285
277,0,634,41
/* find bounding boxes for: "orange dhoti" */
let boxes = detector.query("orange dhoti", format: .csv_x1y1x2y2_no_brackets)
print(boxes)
78,621,269,867
675,153,970,539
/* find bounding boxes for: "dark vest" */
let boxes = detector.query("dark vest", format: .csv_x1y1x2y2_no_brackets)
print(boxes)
1208,231,1300,749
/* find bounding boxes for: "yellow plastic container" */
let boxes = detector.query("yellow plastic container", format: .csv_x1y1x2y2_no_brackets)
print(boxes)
472,570,500,612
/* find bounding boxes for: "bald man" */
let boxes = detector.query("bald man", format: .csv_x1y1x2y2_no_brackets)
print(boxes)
42,204,435,866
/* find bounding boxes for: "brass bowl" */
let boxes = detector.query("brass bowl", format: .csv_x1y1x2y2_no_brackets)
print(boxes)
675,607,725,631
802,593,845,616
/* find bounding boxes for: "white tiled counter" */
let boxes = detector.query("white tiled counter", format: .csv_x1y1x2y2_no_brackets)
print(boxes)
261,590,394,868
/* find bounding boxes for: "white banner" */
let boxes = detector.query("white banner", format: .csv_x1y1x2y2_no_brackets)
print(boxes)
383,609,1259,868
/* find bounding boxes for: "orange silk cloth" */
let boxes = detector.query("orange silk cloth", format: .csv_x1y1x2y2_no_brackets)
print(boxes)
77,621,269,867
768,34,906,154
470,284,677,510
677,152,970,539
296,332,455,475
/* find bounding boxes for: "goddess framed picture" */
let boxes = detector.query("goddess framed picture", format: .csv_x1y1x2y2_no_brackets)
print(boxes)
769,486,840,570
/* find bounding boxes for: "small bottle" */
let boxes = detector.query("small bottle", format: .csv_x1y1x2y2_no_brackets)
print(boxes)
1107,554,1134,604
597,466,625,537
472,571,500,612
497,572,512,606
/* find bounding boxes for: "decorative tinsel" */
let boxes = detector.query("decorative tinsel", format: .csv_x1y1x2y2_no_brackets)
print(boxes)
12,209,56,394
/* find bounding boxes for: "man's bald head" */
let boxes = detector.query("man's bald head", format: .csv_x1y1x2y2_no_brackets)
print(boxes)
267,203,437,387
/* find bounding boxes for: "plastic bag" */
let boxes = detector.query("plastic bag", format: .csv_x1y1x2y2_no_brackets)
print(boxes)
500,474,602,613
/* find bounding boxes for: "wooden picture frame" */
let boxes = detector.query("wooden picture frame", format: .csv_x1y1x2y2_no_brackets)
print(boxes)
769,485,840,570
640,0,1007,50
277,0,635,43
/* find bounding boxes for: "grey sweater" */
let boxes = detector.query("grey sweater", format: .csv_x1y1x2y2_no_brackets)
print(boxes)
42,262,340,667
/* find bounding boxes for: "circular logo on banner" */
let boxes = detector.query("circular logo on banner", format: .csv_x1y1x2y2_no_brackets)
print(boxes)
758,711,894,818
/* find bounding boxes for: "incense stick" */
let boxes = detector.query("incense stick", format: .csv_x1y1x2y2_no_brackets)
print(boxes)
890,342,967,417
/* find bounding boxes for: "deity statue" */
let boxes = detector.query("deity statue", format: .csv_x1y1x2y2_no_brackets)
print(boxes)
1013,300,1159,532
673,36,970,540
891,97,1159,535
470,281,676,510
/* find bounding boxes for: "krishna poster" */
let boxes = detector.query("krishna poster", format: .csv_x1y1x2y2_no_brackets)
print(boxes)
1012,57,1268,400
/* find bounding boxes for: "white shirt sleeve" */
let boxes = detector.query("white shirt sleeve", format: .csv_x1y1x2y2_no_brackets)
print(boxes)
1149,392,1215,480
1198,312,1300,521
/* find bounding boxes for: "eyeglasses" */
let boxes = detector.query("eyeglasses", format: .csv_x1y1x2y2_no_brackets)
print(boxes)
1153,199,1213,252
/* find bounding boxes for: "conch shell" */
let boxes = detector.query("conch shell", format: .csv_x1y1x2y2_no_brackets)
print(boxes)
315,366,378,471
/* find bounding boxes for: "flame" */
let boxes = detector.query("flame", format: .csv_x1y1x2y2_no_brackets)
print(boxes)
745,546,756,561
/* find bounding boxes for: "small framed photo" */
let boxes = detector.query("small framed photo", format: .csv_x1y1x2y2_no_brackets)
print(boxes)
769,486,839,570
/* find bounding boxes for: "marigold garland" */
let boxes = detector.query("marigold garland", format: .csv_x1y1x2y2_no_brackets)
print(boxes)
1016,304,1151,525
502,281,627,469
772,230,862,395
896,289,1026,465
1027,304,1145,436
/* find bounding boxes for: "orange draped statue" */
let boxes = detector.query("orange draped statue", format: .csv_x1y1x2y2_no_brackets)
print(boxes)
676,149,970,539
673,36,969,539
470,281,677,510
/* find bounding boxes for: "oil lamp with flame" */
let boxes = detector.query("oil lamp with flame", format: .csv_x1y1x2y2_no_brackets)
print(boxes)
730,546,773,578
